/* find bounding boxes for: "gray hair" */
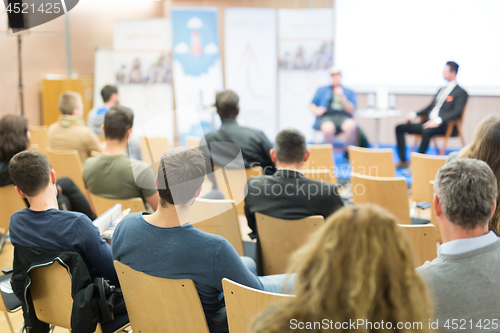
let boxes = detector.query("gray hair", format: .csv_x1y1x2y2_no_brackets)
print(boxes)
434,158,498,229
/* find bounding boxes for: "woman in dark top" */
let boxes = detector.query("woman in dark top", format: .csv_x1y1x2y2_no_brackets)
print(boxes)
0,115,96,219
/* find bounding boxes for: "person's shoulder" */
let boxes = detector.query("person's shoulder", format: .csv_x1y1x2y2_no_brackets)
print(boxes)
116,212,143,229
317,85,331,92
416,257,444,276
130,157,153,174
343,86,356,95
454,85,468,95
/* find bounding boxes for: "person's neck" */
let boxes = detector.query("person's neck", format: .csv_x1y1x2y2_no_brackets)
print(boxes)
104,101,115,108
441,219,489,243
144,203,191,228
276,162,303,172
27,187,59,212
103,139,128,156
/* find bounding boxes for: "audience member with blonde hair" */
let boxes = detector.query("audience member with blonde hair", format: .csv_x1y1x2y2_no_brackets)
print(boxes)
48,91,102,163
251,204,433,333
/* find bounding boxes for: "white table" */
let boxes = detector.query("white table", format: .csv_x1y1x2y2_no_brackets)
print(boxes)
355,109,403,148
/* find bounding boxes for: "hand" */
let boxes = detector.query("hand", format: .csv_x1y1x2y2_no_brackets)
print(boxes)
57,185,63,196
314,106,327,117
423,120,439,129
333,86,344,96
406,113,416,123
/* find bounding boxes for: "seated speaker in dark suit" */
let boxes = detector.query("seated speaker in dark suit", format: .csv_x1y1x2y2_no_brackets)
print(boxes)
244,128,344,239
395,61,468,168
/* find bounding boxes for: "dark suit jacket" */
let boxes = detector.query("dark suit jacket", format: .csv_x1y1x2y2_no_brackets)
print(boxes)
244,169,344,238
200,119,275,176
417,85,468,124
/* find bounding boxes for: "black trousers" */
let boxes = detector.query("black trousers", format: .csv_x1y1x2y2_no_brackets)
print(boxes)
395,122,447,162
57,177,96,220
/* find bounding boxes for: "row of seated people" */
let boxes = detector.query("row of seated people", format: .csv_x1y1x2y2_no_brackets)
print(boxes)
5,147,500,332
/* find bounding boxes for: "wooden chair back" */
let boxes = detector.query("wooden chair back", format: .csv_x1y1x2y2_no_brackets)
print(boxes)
255,213,324,275
429,181,442,243
89,193,146,216
45,147,86,194
304,144,334,170
398,224,437,267
410,153,446,203
213,166,263,215
222,278,294,333
29,126,50,156
301,168,337,184
114,261,210,333
190,198,244,256
139,136,171,169
351,173,410,224
186,136,201,148
28,143,40,151
348,146,395,177
0,185,27,230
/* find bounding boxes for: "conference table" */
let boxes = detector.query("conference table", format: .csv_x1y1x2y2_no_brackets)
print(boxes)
355,109,403,149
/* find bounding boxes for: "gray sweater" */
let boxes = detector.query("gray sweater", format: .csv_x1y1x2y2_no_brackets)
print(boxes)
417,240,500,332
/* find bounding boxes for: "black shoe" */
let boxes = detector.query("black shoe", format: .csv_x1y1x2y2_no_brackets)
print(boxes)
396,161,410,169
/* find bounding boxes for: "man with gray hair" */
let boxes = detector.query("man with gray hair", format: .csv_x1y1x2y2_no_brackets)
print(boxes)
417,158,499,331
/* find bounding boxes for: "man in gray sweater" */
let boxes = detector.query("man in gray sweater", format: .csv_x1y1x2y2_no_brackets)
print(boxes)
417,158,499,332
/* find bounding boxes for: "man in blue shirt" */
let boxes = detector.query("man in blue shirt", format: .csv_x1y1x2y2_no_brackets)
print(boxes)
310,67,358,153
8,150,118,285
112,146,292,333
87,85,119,136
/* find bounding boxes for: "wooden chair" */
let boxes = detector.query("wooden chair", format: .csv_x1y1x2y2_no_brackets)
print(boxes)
27,143,39,151
91,150,101,158
304,144,334,170
213,166,263,216
255,213,324,275
222,278,294,333
190,198,244,256
429,181,442,243
410,153,446,203
45,147,86,194
301,168,337,184
351,173,411,224
29,125,50,156
89,193,146,216
412,104,467,155
398,224,437,267
139,136,171,169
29,261,130,333
186,136,201,148
348,146,395,177
0,185,27,252
114,260,209,333
0,273,23,333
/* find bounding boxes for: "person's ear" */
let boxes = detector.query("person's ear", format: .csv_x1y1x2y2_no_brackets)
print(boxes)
270,149,277,163
101,124,105,135
491,200,497,219
15,186,26,199
433,194,442,217
194,184,203,199
303,149,311,162
50,169,57,185
127,127,133,138
155,175,159,190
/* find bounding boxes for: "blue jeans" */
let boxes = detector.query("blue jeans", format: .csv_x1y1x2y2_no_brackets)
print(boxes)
240,256,295,294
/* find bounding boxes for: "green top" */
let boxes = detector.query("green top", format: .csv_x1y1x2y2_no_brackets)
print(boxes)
83,154,157,202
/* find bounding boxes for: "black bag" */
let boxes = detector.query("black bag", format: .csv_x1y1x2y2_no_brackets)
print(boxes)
94,277,126,323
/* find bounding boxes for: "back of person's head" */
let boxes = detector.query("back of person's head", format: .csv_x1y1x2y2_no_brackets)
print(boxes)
58,91,82,115
446,61,459,74
0,115,29,162
274,128,307,164
251,205,433,333
101,85,118,103
215,90,239,121
472,122,500,232
103,106,134,141
458,115,500,158
157,147,206,207
434,158,497,230
9,150,51,197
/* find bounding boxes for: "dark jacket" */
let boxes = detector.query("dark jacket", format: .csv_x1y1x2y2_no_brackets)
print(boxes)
244,169,344,238
11,246,102,333
201,119,276,176
417,85,468,124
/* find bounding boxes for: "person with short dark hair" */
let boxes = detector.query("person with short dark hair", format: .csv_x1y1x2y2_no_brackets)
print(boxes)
112,147,292,333
395,61,468,168
87,85,119,136
201,90,275,177
83,106,159,211
245,128,344,239
48,91,102,163
418,158,500,330
8,150,117,284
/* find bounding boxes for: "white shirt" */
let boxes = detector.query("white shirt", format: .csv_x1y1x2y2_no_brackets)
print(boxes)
438,230,499,256
411,80,457,124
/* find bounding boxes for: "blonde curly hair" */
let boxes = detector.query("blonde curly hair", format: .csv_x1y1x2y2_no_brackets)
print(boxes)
250,204,434,333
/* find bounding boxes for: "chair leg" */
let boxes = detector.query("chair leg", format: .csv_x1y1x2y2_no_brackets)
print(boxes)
0,233,6,252
5,312,15,333
434,138,441,155
18,322,25,333
457,122,466,147
439,124,455,155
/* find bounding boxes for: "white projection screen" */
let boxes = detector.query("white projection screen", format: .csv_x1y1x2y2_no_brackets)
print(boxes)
334,0,500,96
